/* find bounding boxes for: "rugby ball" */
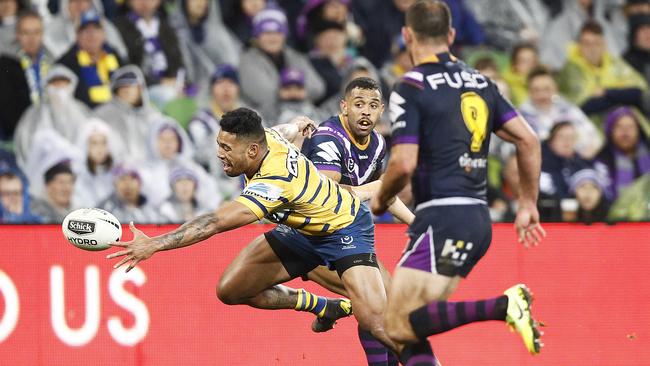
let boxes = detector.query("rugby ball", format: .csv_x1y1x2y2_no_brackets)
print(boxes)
62,208,122,251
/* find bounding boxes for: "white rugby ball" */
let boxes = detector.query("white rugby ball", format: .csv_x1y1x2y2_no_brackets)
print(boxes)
62,208,122,251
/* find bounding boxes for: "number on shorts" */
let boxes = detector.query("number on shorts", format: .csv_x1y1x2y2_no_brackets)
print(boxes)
460,92,489,152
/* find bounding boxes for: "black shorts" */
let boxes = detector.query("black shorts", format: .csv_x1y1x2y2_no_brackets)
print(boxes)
398,204,492,278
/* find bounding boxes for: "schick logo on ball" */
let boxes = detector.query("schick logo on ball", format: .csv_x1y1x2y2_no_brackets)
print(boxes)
68,220,95,235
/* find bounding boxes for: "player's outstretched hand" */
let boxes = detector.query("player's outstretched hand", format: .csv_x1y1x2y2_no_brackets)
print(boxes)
290,116,317,138
106,222,157,272
514,204,546,248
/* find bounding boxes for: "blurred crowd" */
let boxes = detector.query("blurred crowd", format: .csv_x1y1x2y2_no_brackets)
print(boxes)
0,0,649,224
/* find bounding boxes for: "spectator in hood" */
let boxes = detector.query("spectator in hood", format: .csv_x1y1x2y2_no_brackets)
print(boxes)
295,0,363,53
595,106,650,200
159,165,215,223
13,64,91,170
0,11,53,141
171,0,240,87
624,14,650,84
94,65,163,161
0,170,42,223
142,118,220,209
57,10,124,108
239,6,325,121
276,68,323,126
99,163,163,223
44,0,127,59
114,0,184,85
569,168,610,223
30,162,77,223
72,118,125,207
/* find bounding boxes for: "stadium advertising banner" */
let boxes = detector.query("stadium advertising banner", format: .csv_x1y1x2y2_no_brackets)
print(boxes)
1,224,649,365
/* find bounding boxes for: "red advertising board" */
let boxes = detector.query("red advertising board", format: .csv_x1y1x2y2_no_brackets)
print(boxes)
1,223,649,365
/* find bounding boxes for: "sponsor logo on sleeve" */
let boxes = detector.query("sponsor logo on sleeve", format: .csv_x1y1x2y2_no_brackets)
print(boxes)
243,182,284,202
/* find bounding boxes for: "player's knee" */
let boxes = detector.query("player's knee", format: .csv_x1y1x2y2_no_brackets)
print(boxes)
385,311,415,343
216,277,243,305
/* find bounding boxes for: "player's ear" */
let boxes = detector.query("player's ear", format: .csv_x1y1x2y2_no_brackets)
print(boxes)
247,143,259,158
402,27,411,44
448,27,456,47
340,99,348,116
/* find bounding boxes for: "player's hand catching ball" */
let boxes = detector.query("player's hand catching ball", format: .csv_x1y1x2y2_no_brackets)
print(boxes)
106,222,157,272
514,203,546,247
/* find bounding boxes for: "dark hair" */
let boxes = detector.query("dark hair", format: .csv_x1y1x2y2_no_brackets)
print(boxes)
44,162,74,184
474,56,498,72
405,0,451,42
16,9,42,28
548,121,574,142
220,107,265,142
0,171,20,181
526,65,554,85
87,155,113,175
510,42,538,65
344,77,382,97
579,20,604,37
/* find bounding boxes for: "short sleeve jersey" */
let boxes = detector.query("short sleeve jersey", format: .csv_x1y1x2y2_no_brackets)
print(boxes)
301,115,386,186
389,52,517,204
235,129,361,236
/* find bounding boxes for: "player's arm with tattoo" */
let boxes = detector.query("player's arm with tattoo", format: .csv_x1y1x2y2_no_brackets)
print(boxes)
107,201,259,271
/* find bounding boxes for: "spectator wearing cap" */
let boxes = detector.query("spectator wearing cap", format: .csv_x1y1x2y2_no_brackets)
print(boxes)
44,0,127,60
13,64,91,169
0,169,42,223
57,10,124,108
239,6,325,121
276,67,323,126
558,20,648,117
220,0,268,45
0,11,53,141
308,19,354,105
568,168,610,223
595,106,650,200
159,165,215,223
99,163,163,223
171,0,241,87
188,64,248,172
94,64,163,161
30,162,77,223
624,14,650,84
114,0,184,85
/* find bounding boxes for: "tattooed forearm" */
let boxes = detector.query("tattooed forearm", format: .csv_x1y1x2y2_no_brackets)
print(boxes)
155,212,221,251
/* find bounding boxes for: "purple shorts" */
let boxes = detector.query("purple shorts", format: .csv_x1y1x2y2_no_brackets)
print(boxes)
397,204,492,278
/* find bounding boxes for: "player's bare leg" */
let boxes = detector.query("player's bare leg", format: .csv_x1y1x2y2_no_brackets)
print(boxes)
385,267,542,364
217,234,349,321
339,265,398,354
307,261,398,365
305,260,392,297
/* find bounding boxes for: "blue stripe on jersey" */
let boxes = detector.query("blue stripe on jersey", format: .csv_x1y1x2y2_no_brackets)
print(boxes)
350,197,356,216
307,179,323,203
292,163,311,202
279,196,289,204
320,223,330,232
297,217,311,229
321,179,332,206
240,195,269,216
333,185,343,214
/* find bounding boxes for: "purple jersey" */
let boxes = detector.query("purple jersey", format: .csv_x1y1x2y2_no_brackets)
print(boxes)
389,52,517,204
302,115,386,186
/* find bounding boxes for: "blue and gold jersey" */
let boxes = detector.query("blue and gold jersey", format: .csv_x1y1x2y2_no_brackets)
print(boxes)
235,128,361,236
389,52,517,204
